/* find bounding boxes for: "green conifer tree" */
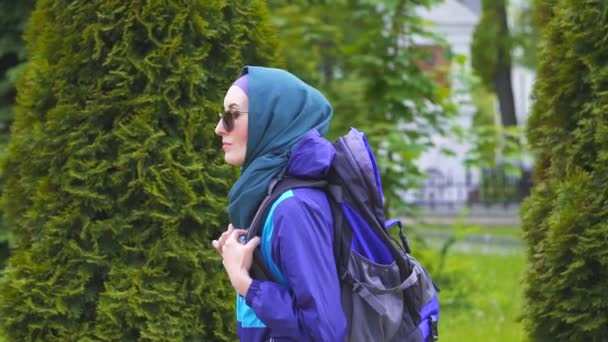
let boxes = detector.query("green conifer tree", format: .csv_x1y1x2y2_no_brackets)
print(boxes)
0,0,36,270
0,0,279,340
521,0,608,340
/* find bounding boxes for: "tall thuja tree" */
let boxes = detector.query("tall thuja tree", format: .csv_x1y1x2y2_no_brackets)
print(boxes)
521,0,608,340
0,1,35,143
0,0,279,340
0,0,36,269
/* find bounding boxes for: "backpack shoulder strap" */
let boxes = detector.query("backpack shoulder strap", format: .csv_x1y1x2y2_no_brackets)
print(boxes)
247,177,328,282
247,177,327,239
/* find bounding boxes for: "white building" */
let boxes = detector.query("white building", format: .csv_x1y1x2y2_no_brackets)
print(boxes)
410,0,535,212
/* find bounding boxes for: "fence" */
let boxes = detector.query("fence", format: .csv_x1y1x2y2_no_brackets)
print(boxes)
410,167,532,217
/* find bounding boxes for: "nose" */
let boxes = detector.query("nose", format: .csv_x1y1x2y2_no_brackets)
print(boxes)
215,117,227,136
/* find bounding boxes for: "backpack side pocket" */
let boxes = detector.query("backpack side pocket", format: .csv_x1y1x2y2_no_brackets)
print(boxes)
341,250,422,342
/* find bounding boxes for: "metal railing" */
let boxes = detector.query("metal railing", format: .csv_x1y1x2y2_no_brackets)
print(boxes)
411,167,532,217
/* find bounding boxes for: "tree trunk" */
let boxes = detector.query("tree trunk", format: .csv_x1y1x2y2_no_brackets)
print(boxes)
494,1,518,127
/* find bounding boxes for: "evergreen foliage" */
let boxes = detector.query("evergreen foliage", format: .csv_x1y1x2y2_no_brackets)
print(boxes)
0,1,35,143
0,0,36,270
521,0,608,340
0,0,279,340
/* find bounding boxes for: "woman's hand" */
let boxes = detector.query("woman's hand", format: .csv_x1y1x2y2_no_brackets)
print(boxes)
220,228,260,296
211,224,235,255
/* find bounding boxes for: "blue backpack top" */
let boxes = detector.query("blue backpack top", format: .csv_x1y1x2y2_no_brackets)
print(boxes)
247,128,440,342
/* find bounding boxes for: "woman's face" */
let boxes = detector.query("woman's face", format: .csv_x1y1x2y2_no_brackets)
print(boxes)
215,85,249,166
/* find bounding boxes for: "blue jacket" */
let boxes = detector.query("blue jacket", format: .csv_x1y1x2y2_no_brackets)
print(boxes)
236,130,347,341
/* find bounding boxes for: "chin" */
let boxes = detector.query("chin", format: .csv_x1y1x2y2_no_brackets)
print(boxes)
225,154,244,167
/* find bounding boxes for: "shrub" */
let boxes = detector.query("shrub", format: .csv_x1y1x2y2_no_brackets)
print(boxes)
0,0,36,271
0,0,279,340
521,1,608,340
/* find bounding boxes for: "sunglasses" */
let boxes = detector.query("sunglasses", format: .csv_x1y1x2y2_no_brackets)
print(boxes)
218,106,248,132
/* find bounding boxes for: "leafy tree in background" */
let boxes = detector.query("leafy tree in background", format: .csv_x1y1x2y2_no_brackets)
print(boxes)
511,0,540,70
267,0,455,216
0,0,279,340
0,0,36,270
468,0,541,204
471,0,517,127
521,0,608,339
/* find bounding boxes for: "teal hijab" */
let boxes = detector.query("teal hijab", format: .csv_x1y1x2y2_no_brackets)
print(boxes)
227,66,333,229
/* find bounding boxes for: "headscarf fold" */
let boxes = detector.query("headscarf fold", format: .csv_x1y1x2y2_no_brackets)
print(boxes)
227,66,333,229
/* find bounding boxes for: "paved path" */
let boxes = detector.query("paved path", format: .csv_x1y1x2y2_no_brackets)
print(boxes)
402,215,521,226
418,230,524,255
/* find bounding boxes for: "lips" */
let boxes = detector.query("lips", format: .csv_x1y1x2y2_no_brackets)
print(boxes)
222,142,231,151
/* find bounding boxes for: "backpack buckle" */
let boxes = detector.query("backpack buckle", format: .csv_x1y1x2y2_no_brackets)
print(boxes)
429,316,439,341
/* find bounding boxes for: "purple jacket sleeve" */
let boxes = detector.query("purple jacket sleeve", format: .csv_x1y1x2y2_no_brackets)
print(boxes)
245,189,346,341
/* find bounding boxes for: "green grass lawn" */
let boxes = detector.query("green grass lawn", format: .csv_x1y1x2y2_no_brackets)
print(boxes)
437,250,527,341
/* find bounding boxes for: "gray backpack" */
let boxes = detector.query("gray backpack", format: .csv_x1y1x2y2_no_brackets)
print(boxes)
248,128,440,341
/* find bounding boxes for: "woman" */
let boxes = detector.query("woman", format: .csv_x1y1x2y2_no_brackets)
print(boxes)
212,66,347,341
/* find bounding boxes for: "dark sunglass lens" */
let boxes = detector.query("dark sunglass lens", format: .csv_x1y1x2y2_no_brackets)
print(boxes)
222,110,235,132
